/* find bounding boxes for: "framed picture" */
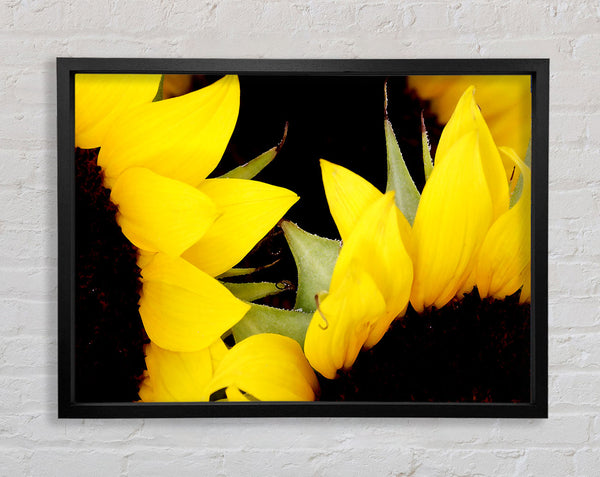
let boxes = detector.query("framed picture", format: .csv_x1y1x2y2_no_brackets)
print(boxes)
58,58,548,418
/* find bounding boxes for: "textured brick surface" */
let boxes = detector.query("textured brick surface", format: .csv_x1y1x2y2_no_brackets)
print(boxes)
0,0,599,475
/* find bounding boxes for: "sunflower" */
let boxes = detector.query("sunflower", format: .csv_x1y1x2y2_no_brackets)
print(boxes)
299,85,531,380
75,74,318,402
407,75,531,162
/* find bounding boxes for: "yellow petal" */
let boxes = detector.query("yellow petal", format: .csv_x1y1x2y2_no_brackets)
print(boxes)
408,75,531,160
476,147,531,300
205,334,319,401
98,75,240,189
138,339,228,402
182,178,298,277
410,131,494,313
110,167,219,256
320,159,411,245
434,86,509,219
304,263,387,379
75,74,162,149
330,192,413,348
320,159,382,242
139,253,250,351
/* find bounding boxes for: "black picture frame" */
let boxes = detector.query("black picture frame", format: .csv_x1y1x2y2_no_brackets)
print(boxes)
57,58,549,418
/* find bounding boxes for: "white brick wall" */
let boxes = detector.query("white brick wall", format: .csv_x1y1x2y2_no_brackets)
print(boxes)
0,0,598,475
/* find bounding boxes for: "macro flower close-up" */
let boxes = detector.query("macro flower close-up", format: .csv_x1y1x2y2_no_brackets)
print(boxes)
74,73,317,402
73,72,533,405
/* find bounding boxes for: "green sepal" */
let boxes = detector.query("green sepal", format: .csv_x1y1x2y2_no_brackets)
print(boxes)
281,221,340,313
222,281,291,302
217,260,280,279
421,112,434,182
385,118,421,225
232,303,312,348
152,75,165,102
509,141,531,208
219,123,288,179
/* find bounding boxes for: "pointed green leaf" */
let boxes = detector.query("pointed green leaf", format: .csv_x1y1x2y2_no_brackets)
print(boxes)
220,123,288,179
232,303,312,348
385,118,420,225
421,112,434,182
222,281,291,302
281,221,340,313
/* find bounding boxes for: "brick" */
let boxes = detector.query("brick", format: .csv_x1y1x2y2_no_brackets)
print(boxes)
0,298,54,336
549,296,600,328
494,415,589,445
0,267,56,299
549,189,598,220
521,449,576,476
550,332,600,369
551,373,600,407
575,448,600,476
30,450,122,477
551,112,588,143
413,449,523,477
126,449,223,477
0,335,57,374
11,0,67,32
573,34,600,67
0,449,33,477
548,261,600,298
356,4,403,33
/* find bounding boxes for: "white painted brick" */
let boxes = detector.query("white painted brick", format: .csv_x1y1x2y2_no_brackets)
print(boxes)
551,373,600,407
573,34,600,67
549,189,599,220
11,0,67,32
548,261,600,298
126,449,223,477
405,3,454,32
551,71,600,108
413,448,523,477
0,449,33,477
549,297,600,328
494,416,590,445
356,4,403,33
587,112,600,145
30,450,123,477
0,335,57,374
520,449,576,476
551,112,588,143
575,448,600,476
0,298,55,336
550,332,600,369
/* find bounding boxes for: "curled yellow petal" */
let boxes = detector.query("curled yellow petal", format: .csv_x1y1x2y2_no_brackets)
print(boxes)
205,334,319,401
304,263,387,379
434,86,509,220
476,147,531,300
138,339,228,402
98,75,240,189
182,178,298,277
411,131,494,313
75,73,162,149
139,253,250,352
330,192,413,348
110,167,219,256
